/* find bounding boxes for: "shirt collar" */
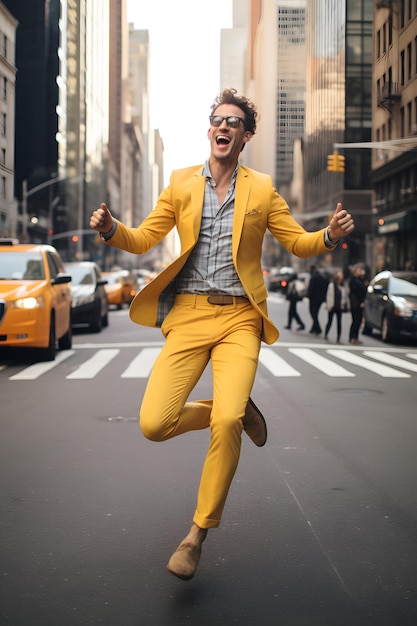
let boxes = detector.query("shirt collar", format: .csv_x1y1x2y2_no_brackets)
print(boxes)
202,160,239,187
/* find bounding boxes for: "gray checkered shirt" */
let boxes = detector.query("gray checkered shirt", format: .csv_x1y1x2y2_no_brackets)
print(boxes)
175,161,246,296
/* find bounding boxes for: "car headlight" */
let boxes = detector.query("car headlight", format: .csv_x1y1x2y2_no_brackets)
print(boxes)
12,296,45,309
392,296,414,318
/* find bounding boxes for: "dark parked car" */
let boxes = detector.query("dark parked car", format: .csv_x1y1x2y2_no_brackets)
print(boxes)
362,270,417,342
65,262,109,333
268,266,295,293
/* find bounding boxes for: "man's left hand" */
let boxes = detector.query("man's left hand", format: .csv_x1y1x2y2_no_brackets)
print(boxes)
328,202,354,244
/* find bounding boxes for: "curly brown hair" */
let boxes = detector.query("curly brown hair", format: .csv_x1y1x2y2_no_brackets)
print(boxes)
210,88,258,135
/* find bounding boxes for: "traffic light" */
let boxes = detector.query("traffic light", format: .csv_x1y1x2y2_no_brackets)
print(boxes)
327,150,345,172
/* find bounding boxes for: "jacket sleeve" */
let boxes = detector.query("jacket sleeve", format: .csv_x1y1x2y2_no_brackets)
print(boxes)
265,180,335,258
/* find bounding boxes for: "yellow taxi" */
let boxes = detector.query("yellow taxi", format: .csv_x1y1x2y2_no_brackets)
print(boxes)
0,240,72,360
102,269,136,309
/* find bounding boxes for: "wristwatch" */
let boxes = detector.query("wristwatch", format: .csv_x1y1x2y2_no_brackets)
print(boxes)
324,227,339,249
100,220,117,241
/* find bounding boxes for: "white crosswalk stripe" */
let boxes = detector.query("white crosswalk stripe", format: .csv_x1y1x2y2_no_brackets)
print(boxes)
363,351,417,373
9,350,75,380
327,349,410,378
66,349,120,379
258,348,301,376
289,348,355,377
121,347,161,378
4,346,417,381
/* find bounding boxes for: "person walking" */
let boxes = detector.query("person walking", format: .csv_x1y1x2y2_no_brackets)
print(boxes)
348,264,367,344
324,271,347,343
307,265,328,335
285,274,305,330
90,88,355,581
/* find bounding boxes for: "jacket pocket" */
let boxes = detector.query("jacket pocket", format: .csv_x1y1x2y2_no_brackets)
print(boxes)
251,283,268,304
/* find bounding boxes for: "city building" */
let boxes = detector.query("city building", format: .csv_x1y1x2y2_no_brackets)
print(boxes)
0,1,17,238
5,0,110,261
373,0,417,272
225,0,374,273
302,0,374,272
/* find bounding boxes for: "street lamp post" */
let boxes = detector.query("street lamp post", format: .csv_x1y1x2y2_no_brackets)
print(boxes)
21,174,83,242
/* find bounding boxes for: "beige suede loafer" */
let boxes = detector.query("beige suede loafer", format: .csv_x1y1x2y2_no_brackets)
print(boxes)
243,397,267,447
166,542,202,580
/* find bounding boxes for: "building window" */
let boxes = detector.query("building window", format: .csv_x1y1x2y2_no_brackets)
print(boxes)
407,102,412,135
0,76,6,100
401,50,405,85
408,43,412,82
1,148,5,164
0,113,5,136
0,34,7,59
1,177,6,199
414,37,417,75
415,97,417,130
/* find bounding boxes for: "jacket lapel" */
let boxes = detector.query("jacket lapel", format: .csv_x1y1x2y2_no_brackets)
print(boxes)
232,167,251,258
189,167,205,244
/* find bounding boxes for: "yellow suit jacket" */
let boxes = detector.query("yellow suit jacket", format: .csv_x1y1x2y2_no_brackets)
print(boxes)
105,164,333,344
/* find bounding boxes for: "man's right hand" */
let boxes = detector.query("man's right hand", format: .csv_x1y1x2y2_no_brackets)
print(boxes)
90,203,113,233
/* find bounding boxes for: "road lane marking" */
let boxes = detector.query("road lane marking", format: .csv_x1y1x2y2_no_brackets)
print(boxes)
327,349,410,378
363,351,417,373
9,350,75,380
259,348,301,376
289,348,355,377
120,347,162,378
5,346,417,381
66,349,120,379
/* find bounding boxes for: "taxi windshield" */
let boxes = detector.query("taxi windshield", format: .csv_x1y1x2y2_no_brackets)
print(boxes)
0,252,45,280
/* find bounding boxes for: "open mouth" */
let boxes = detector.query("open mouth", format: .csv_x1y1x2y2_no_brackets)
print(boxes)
216,135,231,146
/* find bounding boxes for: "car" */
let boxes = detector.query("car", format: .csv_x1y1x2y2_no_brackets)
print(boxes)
102,269,136,309
132,268,156,292
362,270,417,342
0,240,72,360
268,266,296,293
64,261,109,332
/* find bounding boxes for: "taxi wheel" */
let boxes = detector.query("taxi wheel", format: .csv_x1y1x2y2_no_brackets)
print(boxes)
39,315,56,361
58,319,72,350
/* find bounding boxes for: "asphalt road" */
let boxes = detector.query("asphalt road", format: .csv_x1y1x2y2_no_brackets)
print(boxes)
1,296,417,626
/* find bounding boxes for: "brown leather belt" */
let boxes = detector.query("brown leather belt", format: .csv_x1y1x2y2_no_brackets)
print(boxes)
207,295,249,305
175,294,249,306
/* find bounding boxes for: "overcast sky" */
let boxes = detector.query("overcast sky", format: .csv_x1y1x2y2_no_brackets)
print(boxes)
127,0,233,182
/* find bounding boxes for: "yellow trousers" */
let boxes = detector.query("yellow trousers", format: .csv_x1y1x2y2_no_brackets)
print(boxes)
140,294,262,528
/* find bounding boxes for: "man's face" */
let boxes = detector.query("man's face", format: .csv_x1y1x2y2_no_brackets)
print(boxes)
207,104,252,163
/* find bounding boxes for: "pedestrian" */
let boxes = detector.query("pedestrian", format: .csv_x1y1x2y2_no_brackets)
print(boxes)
90,88,355,581
285,274,305,330
348,264,367,344
307,264,328,335
324,271,347,343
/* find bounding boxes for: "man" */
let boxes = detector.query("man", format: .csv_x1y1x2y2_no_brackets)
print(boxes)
348,264,367,345
307,264,329,335
90,88,354,581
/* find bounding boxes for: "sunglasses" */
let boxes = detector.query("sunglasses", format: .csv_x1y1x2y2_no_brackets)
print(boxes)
209,115,245,129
